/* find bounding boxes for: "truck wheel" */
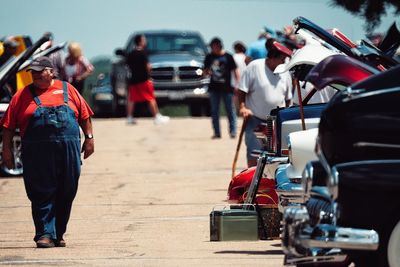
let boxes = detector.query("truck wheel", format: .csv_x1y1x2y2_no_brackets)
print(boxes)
204,102,211,116
388,219,400,267
189,103,203,117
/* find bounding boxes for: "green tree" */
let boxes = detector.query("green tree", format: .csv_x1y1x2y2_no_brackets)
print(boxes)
331,0,400,31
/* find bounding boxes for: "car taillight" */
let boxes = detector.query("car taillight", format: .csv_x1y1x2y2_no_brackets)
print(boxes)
253,116,277,154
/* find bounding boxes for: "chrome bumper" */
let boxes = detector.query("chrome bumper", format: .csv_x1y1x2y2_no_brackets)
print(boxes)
282,206,379,265
300,224,379,250
155,89,209,100
275,164,306,212
285,250,347,266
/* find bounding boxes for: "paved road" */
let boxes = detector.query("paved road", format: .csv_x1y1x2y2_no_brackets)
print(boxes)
0,118,285,266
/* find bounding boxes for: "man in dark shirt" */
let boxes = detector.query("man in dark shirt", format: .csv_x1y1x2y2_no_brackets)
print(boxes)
204,37,239,139
126,34,169,125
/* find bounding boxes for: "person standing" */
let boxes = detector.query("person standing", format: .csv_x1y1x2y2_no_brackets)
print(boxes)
62,42,94,94
204,37,239,139
125,34,169,125
1,56,94,248
232,41,247,110
238,38,293,167
232,41,247,83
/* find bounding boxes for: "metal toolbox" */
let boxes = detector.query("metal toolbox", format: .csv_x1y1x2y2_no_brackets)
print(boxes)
210,204,258,241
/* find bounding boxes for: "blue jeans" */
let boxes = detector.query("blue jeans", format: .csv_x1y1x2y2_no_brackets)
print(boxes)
209,91,237,137
22,82,81,242
245,116,264,163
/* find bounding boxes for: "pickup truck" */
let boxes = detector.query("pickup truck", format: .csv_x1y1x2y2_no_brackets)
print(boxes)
112,30,210,116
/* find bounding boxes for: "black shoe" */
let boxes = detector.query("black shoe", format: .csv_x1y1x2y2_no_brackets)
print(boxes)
55,238,66,247
36,237,55,248
211,135,221,139
230,133,236,139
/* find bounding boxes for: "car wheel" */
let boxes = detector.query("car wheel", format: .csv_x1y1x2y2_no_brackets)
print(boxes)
204,101,211,116
0,135,23,176
189,103,203,117
388,219,400,267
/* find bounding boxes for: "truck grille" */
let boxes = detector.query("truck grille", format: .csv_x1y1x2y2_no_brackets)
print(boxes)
265,116,277,154
151,66,202,82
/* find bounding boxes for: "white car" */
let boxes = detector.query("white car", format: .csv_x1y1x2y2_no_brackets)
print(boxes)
275,127,318,212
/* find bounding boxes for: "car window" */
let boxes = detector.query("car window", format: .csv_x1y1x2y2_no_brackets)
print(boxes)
127,33,207,56
147,34,206,56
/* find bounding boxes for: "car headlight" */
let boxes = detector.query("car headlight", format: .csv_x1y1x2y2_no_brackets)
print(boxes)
94,93,114,101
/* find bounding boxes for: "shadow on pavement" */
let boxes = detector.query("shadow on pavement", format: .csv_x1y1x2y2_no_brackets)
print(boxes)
214,249,284,255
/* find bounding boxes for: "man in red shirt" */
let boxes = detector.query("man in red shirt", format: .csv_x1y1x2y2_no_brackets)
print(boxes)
126,34,169,125
1,56,94,248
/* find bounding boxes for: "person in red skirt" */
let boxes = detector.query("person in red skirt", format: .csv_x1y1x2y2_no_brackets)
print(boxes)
126,34,169,125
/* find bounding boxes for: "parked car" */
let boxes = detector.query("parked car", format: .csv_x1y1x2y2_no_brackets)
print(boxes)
227,42,341,206
227,13,393,207
112,30,210,116
274,54,378,213
282,60,400,267
90,73,114,117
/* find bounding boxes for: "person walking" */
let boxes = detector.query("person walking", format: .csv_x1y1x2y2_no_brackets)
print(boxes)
204,37,239,139
1,56,95,248
62,42,94,94
238,38,293,167
125,34,169,125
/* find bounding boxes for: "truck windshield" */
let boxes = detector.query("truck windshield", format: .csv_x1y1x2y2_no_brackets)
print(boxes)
144,34,207,56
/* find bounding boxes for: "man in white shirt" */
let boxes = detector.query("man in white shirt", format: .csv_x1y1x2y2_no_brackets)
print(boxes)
238,38,293,167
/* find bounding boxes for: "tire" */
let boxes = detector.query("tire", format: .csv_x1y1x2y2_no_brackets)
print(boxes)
0,135,23,176
388,219,400,267
189,103,203,117
204,101,211,116
351,216,400,267
306,197,333,225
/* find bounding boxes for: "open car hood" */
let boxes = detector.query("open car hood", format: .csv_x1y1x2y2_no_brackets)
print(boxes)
293,16,399,69
275,44,339,74
305,55,379,90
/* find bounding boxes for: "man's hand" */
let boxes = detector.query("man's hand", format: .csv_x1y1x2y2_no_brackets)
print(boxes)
239,106,253,119
2,147,14,170
80,118,94,159
81,138,94,159
2,128,15,170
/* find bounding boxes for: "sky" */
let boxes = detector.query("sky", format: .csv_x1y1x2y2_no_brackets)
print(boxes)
1,0,399,61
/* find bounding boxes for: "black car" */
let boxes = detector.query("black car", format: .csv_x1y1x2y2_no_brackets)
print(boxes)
282,64,400,267
112,30,210,116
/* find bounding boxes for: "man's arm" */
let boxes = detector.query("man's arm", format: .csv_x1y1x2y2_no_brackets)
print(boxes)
80,117,94,159
146,62,152,74
237,90,253,119
233,68,240,89
2,128,15,169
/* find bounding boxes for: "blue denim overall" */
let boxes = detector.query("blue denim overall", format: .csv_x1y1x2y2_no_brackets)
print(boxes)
22,82,81,242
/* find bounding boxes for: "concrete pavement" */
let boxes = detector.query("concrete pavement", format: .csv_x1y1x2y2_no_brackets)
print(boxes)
0,117,284,266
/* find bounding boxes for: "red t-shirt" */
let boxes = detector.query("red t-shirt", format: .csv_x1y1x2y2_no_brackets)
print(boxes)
1,80,94,137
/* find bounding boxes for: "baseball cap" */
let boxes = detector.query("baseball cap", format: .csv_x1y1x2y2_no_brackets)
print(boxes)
26,56,54,72
273,41,293,57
